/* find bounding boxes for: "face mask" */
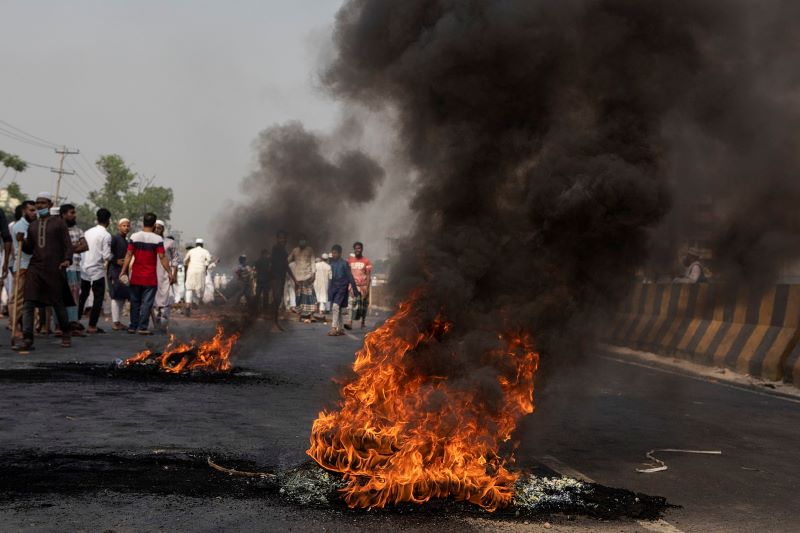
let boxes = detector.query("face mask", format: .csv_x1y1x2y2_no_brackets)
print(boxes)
37,208,49,217
299,240,307,247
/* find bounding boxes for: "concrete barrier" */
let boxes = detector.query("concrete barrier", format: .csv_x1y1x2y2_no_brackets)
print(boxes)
609,284,800,383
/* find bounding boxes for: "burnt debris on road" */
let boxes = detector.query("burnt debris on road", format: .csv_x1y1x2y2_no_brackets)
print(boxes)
0,450,671,521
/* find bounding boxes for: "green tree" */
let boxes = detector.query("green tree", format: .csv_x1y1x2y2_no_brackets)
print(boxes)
0,151,28,211
1,150,28,179
6,182,26,205
77,154,173,229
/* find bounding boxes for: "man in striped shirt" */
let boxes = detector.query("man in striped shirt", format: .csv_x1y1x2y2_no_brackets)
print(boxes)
119,213,175,335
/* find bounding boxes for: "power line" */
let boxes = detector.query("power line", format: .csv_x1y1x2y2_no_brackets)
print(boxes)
69,169,96,195
0,126,57,150
0,119,59,148
78,152,106,185
21,160,54,170
72,156,103,189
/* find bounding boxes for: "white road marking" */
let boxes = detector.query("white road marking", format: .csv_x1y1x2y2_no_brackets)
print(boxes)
540,455,595,482
343,330,362,342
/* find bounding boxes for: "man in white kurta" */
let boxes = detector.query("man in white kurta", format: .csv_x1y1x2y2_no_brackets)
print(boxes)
314,254,332,313
154,220,179,326
184,238,211,315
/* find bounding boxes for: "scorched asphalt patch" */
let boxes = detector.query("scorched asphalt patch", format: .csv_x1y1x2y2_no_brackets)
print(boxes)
0,450,672,521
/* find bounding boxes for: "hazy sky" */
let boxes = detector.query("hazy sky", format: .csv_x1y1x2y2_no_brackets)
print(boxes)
0,0,343,246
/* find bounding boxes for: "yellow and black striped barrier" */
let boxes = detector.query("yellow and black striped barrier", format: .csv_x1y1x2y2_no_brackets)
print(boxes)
609,284,800,383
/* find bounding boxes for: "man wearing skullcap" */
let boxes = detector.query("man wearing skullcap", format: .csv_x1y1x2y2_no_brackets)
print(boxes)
14,192,73,350
153,220,179,327
109,218,131,330
183,237,211,316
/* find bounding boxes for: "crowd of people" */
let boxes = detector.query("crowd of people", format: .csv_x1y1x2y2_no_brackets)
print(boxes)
0,192,179,351
230,231,373,336
0,194,374,350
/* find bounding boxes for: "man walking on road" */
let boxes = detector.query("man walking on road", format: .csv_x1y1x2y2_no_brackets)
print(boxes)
8,201,35,338
79,208,112,334
154,220,178,328
119,213,174,335
231,254,254,309
109,218,131,331
327,244,359,336
183,238,211,316
346,241,372,330
314,254,331,316
0,198,13,285
268,230,295,330
61,204,88,334
288,235,316,322
253,248,270,315
14,193,74,350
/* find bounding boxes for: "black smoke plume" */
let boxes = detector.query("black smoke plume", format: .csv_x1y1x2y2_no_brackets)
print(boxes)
320,0,800,361
217,120,384,258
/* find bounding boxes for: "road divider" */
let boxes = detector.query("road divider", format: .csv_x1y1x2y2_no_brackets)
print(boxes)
608,284,800,384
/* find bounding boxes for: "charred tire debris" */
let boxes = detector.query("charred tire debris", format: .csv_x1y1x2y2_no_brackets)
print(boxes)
0,450,672,521
0,362,293,385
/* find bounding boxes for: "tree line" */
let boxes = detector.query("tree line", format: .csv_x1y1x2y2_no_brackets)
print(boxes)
1,151,173,230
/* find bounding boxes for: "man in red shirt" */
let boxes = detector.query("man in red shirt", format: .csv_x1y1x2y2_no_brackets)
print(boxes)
119,213,175,335
345,241,372,330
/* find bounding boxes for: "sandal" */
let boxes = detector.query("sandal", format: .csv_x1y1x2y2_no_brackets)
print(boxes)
87,327,106,334
327,329,339,336
112,322,126,331
61,339,72,348
12,340,34,351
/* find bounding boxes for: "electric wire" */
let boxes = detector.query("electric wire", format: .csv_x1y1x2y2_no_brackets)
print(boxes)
0,119,60,148
0,127,57,150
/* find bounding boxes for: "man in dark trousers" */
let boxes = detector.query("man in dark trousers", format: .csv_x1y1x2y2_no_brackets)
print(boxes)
253,248,270,315
14,192,74,350
108,218,130,330
268,230,296,331
0,200,13,284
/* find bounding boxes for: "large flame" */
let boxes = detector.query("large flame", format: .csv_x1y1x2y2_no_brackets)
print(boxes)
307,294,540,511
124,326,238,374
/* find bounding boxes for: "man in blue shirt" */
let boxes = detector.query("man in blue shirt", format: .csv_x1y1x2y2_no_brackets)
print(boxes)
327,244,360,336
9,200,35,338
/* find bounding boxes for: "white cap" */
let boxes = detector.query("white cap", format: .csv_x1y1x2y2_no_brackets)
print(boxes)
118,218,130,224
321,253,329,259
37,191,53,201
155,219,165,227
195,238,204,244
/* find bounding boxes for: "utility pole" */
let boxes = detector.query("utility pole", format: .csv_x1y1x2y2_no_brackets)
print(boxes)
52,146,79,205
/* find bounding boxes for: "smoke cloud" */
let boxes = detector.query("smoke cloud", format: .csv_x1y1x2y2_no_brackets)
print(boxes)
315,0,800,361
217,120,384,258
216,0,800,382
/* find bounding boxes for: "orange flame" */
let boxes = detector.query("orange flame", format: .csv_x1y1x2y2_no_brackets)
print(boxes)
123,326,239,373
307,294,540,511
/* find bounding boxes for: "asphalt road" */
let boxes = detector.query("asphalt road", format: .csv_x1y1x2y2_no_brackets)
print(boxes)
0,310,798,532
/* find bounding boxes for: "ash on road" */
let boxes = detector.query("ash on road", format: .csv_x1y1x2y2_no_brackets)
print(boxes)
0,315,798,532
